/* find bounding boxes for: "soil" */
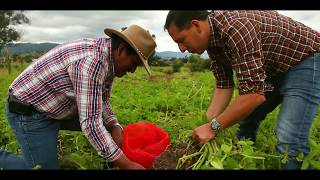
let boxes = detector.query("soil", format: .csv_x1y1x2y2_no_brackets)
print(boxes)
152,143,200,170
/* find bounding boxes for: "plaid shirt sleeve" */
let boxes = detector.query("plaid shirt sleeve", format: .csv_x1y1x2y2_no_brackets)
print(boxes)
208,48,234,89
68,54,123,162
223,18,269,95
102,93,119,126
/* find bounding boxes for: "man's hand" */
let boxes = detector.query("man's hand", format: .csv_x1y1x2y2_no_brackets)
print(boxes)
192,123,217,145
111,125,123,148
113,153,145,170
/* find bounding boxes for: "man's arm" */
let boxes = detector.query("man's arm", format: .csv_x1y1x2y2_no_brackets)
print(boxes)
192,92,265,144
217,92,265,129
206,88,233,121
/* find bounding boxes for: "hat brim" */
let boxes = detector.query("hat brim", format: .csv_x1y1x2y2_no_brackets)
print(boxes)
104,28,151,76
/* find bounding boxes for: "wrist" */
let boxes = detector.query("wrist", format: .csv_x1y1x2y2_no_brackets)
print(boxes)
110,123,123,131
210,118,221,134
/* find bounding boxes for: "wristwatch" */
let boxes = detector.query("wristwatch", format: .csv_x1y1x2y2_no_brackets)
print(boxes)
210,118,221,133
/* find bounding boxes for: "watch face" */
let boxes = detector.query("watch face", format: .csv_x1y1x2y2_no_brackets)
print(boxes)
211,119,220,130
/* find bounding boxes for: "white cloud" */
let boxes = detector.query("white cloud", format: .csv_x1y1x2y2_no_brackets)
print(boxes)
15,10,177,51
14,10,320,52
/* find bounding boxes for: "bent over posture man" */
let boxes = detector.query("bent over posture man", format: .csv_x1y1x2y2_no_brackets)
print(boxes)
0,25,156,169
164,10,320,169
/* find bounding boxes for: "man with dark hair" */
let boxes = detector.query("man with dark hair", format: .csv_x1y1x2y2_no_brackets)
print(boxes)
165,10,320,169
0,25,156,169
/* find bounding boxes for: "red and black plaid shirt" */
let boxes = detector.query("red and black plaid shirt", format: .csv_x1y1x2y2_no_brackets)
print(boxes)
207,10,320,95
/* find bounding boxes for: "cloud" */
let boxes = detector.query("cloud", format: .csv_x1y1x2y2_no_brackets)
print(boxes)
14,10,177,51
14,10,320,52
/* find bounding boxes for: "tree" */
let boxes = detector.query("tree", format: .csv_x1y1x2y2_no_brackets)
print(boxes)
187,54,210,72
2,47,11,74
0,11,30,52
149,54,162,66
172,59,184,72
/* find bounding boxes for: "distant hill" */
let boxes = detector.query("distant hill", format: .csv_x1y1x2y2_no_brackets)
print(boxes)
5,43,60,54
3,43,209,59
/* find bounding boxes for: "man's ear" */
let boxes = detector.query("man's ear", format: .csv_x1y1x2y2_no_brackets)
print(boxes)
190,20,201,32
117,43,125,56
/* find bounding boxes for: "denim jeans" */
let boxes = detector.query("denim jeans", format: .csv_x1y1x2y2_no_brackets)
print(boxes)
237,53,320,169
0,103,81,169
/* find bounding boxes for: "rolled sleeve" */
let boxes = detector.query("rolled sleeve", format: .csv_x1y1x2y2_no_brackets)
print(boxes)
102,98,119,126
81,115,123,162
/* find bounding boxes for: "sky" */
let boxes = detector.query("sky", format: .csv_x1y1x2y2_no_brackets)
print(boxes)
14,10,320,52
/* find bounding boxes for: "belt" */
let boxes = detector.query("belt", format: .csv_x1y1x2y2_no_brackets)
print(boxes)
7,94,38,115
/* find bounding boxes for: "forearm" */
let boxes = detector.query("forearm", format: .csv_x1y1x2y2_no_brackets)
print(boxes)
103,100,120,131
104,117,120,131
80,116,123,162
217,93,266,129
206,88,233,120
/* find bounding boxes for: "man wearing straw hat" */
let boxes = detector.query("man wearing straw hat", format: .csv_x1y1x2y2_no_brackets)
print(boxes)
0,25,156,169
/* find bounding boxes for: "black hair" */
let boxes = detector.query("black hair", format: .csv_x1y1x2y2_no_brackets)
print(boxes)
111,34,137,55
164,10,210,31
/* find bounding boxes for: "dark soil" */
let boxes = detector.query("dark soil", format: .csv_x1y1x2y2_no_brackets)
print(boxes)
152,143,200,170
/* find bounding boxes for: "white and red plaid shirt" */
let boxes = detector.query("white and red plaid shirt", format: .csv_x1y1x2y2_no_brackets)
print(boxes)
207,10,320,95
9,38,123,162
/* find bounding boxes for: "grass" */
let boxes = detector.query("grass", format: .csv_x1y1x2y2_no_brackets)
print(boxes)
0,65,319,169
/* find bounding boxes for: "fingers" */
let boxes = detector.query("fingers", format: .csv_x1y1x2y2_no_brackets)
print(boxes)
192,130,200,142
192,131,196,141
192,131,203,145
192,128,211,145
199,139,207,145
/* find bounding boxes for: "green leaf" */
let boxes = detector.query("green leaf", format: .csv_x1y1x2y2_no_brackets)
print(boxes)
296,152,304,162
221,144,232,154
301,160,310,170
243,147,254,156
210,160,224,169
310,160,320,170
224,158,239,169
310,139,320,150
246,140,254,146
238,141,247,146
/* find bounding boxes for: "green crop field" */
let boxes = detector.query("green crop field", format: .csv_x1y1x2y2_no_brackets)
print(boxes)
1,65,319,170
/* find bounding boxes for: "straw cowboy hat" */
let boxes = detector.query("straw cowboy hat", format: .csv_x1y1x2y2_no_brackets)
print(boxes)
104,25,157,75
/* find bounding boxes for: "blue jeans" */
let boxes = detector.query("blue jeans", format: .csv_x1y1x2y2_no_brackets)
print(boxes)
0,103,81,169
237,53,320,169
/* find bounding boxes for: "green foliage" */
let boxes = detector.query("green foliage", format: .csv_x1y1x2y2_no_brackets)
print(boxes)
172,59,184,72
187,54,210,72
149,54,162,66
0,11,30,51
1,47,11,74
177,129,286,170
0,66,319,169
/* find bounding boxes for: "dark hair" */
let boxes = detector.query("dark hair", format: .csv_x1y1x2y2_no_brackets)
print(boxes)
164,10,210,31
111,34,137,55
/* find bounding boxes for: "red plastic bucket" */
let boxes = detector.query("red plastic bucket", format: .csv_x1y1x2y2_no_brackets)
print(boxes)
121,122,170,169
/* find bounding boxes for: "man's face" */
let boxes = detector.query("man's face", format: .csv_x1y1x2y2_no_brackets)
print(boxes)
167,21,208,54
113,44,142,77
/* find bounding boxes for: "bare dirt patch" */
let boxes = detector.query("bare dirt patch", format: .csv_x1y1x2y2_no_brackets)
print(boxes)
152,143,200,170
